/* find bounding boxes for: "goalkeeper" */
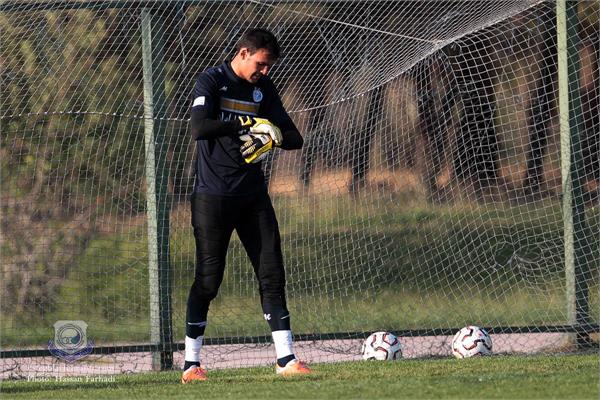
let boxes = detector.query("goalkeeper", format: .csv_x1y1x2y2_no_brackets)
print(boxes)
182,28,307,384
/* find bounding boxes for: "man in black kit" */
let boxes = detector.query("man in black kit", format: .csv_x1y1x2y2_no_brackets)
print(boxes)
181,28,310,383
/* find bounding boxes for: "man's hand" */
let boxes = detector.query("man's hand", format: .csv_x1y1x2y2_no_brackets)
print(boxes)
239,133,273,164
238,116,282,146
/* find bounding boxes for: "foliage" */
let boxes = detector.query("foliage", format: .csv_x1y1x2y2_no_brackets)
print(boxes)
0,9,145,314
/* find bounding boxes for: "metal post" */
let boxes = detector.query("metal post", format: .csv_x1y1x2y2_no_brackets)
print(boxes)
558,0,590,347
141,6,173,370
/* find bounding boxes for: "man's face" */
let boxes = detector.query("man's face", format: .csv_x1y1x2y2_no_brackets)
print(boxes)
236,48,276,84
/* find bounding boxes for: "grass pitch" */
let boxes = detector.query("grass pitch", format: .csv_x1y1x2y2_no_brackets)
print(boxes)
2,354,598,399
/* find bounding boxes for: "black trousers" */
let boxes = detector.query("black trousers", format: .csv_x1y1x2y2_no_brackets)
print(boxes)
185,190,290,338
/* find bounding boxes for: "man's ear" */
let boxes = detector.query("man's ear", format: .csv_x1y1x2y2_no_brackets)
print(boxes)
238,47,249,60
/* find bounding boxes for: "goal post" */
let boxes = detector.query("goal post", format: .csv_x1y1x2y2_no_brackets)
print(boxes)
557,0,592,346
141,5,173,371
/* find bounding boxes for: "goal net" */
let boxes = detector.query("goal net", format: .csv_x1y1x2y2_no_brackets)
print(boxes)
1,0,598,378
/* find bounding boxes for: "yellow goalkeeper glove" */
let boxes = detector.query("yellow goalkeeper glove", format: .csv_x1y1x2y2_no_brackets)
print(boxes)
238,116,282,147
239,133,273,164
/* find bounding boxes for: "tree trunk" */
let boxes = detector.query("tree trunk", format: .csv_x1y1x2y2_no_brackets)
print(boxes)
524,8,556,198
412,54,457,203
580,33,600,204
348,88,380,195
452,35,501,200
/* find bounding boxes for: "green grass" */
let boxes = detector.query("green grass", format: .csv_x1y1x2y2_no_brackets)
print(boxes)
2,354,598,399
2,197,598,346
4,284,597,347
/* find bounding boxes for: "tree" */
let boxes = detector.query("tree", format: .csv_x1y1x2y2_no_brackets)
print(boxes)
411,53,458,202
1,8,146,316
449,34,501,200
524,6,556,198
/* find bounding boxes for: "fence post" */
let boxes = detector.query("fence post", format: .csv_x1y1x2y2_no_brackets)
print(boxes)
141,6,173,370
557,0,591,347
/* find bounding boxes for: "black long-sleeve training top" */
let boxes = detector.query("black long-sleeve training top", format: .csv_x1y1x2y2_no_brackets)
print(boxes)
190,60,303,196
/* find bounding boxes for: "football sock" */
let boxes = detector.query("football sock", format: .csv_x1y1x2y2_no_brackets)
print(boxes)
184,335,203,369
183,361,200,371
185,320,207,338
262,303,291,331
272,330,295,367
277,354,296,368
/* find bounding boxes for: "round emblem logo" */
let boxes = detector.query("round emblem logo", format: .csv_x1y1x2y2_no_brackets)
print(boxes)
56,323,85,350
253,88,263,103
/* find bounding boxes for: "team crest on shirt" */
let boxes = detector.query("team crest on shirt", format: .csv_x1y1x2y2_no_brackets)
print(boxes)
253,87,263,103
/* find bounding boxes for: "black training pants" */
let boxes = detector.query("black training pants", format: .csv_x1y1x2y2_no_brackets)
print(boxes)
185,190,290,338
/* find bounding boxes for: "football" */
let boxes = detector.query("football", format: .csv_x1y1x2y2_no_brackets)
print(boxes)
361,331,402,361
451,325,493,358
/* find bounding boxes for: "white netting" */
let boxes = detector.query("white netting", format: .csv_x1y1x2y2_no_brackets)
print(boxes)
1,0,598,378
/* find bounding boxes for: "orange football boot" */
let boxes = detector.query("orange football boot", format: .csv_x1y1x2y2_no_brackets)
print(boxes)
181,365,207,383
275,359,311,376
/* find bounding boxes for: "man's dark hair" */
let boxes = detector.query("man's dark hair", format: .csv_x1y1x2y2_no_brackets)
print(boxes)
236,28,281,59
